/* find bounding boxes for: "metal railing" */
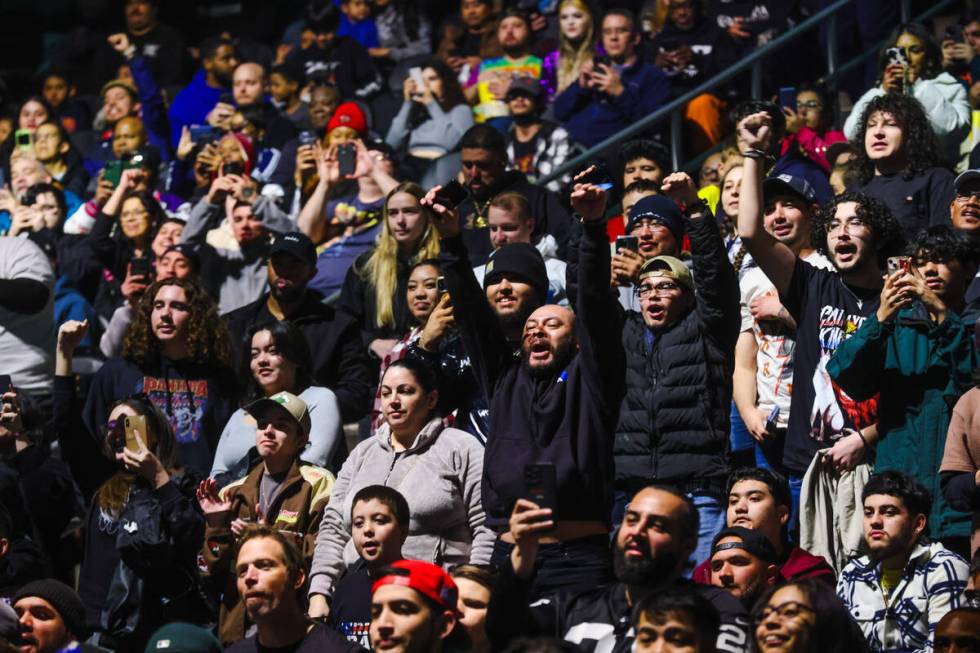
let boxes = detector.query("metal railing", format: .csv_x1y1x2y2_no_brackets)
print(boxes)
540,0,958,185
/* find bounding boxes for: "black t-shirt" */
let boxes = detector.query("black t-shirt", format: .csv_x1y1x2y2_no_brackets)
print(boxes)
329,565,374,649
779,257,880,475
223,623,364,653
854,167,955,239
511,138,537,175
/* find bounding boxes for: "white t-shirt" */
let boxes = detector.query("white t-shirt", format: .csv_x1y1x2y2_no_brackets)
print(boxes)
0,237,55,394
739,251,833,429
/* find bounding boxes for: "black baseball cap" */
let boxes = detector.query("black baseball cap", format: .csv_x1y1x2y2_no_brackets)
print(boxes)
162,244,200,271
505,76,543,101
270,232,317,266
711,526,779,564
762,174,817,205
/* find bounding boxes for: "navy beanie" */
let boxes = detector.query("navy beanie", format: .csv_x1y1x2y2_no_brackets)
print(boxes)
625,195,685,245
483,242,549,304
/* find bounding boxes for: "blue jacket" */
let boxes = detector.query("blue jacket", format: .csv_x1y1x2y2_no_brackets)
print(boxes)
553,61,671,148
168,70,227,148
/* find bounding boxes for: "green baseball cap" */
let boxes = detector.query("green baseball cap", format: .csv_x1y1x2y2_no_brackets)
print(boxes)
638,255,694,292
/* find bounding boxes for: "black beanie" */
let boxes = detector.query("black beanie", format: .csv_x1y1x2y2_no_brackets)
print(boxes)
482,243,549,304
13,580,89,639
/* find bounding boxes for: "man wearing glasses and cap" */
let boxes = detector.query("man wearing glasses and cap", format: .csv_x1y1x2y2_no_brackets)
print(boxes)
614,171,741,568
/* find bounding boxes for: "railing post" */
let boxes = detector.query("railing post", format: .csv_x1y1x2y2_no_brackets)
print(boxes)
751,61,762,99
826,9,838,81
670,110,684,172
900,0,910,22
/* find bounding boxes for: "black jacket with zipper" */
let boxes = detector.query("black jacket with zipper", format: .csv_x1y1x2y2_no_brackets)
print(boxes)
614,212,740,490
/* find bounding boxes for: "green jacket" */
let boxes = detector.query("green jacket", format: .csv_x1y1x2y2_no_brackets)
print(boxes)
827,308,977,539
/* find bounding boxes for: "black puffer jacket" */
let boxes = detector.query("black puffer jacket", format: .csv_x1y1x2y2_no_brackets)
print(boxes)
615,212,740,490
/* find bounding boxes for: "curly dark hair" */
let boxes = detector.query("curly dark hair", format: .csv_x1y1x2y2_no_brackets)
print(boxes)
879,23,942,81
122,277,232,368
907,224,980,267
811,191,906,269
851,93,943,184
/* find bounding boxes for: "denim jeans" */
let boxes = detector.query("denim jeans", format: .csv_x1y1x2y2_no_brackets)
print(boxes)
690,491,727,572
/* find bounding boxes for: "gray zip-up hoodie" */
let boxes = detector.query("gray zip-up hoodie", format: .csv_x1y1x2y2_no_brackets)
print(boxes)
180,195,294,314
308,417,493,597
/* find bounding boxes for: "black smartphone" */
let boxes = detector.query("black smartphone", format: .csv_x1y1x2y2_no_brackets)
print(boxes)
577,163,613,191
190,125,218,143
593,55,612,70
338,143,357,177
14,130,32,150
436,276,448,296
524,463,558,519
778,86,797,110
218,92,235,106
616,235,639,253
222,161,245,177
659,38,680,52
0,375,12,393
946,24,965,43
298,130,318,147
435,180,469,209
130,256,152,278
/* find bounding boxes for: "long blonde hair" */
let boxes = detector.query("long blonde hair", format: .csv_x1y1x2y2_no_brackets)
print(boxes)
557,0,596,94
362,183,441,330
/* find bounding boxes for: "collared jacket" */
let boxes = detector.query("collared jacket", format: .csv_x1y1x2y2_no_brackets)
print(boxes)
837,541,969,653
202,459,334,645
615,212,740,490
827,309,977,540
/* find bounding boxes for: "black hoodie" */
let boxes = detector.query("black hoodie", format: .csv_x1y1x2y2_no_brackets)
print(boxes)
82,355,238,477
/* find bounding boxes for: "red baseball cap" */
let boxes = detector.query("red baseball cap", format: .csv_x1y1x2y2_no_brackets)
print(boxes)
371,560,459,613
327,102,367,136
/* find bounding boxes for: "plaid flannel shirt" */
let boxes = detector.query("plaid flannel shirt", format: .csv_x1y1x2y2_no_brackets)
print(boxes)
837,541,968,653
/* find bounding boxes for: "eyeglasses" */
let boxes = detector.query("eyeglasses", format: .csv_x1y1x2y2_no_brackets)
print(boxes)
753,601,815,625
121,209,149,220
636,280,682,298
796,101,823,110
824,216,868,234
954,189,980,203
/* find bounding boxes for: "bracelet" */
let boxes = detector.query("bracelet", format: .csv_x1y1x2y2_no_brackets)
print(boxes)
855,429,869,450
741,148,774,163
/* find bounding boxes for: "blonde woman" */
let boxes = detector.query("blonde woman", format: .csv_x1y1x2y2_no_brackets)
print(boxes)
541,0,595,99
337,182,441,361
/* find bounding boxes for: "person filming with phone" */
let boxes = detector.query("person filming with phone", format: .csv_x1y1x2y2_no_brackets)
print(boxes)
553,8,670,148
421,167,626,599
827,225,978,547
52,319,206,651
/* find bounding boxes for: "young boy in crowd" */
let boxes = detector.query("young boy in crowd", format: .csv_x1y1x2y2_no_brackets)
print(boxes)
269,63,309,131
329,485,410,648
339,0,380,50
41,67,91,133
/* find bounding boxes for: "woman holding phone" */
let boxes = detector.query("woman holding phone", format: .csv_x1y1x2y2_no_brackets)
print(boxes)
53,319,207,651
337,182,441,361
307,358,493,620
386,58,474,188
844,23,968,166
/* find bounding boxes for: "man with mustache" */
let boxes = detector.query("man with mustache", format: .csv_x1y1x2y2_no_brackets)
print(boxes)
226,525,361,653
736,111,905,522
486,486,750,652
613,171,741,567
424,172,625,597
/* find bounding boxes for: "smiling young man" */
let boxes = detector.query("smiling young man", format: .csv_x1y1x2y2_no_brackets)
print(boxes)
828,225,979,549
225,525,361,653
472,192,567,306
198,391,334,645
369,560,465,653
736,111,905,520
837,471,969,653
614,172,741,567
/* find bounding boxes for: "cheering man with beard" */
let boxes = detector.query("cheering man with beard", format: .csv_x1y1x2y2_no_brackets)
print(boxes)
486,486,751,653
423,171,626,599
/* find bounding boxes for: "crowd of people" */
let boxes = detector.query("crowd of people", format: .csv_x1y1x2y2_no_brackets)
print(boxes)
2,0,980,652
